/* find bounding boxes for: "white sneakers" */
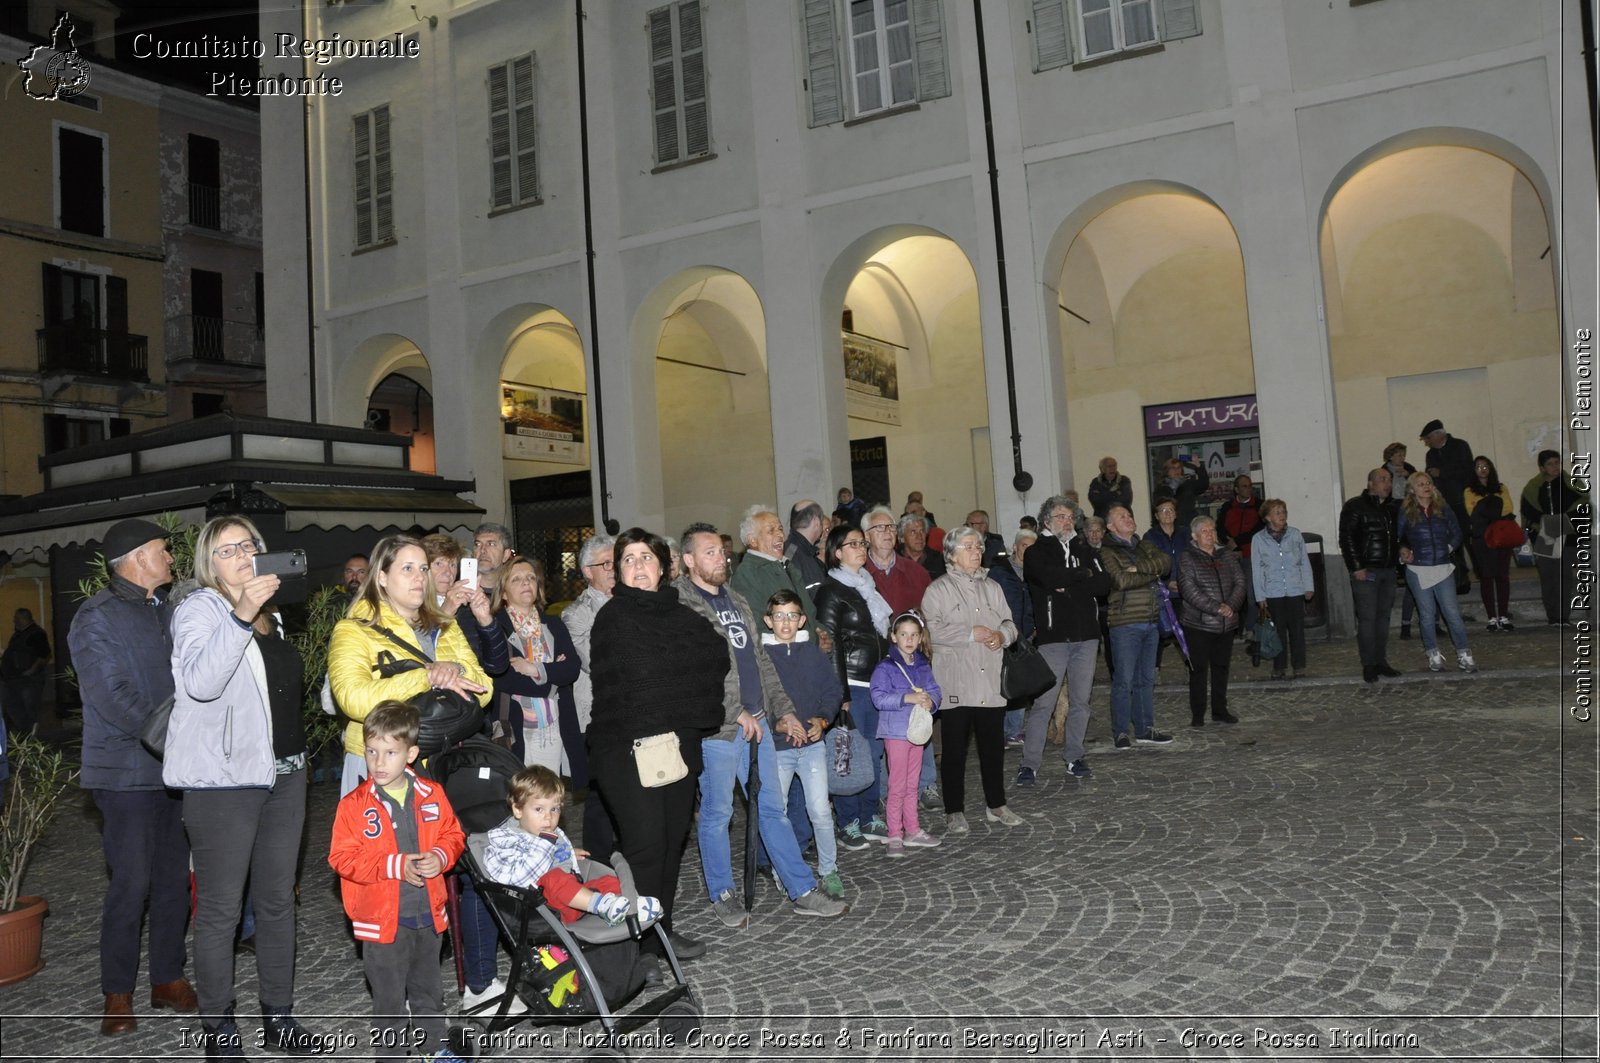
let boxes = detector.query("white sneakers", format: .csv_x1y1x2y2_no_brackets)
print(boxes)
1427,650,1446,672
461,977,527,1016
1458,649,1477,673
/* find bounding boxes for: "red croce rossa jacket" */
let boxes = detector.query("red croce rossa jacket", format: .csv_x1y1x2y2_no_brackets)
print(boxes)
329,769,465,943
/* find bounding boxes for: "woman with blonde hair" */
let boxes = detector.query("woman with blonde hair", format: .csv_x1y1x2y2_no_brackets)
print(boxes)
1396,472,1476,672
327,534,493,793
164,515,316,1055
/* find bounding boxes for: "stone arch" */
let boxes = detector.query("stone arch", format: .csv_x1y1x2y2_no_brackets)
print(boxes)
1046,183,1255,511
336,332,435,474
1317,134,1563,496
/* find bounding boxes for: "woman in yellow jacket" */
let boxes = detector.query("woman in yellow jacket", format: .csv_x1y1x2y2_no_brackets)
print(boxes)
328,534,491,794
1461,456,1519,632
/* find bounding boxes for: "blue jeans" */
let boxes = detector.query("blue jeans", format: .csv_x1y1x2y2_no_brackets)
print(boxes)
699,727,818,901
1108,622,1159,739
454,871,500,992
833,685,882,829
1003,707,1024,737
1406,569,1469,654
919,741,937,793
774,742,837,876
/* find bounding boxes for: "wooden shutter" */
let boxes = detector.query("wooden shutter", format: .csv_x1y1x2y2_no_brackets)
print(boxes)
41,264,64,325
678,1,709,158
802,0,844,127
649,6,679,163
353,111,373,246
488,62,513,207
1160,0,1200,40
910,0,948,100
1031,0,1073,69
105,275,127,334
512,55,539,198
373,106,393,242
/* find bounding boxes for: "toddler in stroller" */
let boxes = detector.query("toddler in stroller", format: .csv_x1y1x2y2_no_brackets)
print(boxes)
453,766,701,1053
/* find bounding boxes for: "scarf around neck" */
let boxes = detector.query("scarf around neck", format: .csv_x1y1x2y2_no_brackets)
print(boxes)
830,564,893,637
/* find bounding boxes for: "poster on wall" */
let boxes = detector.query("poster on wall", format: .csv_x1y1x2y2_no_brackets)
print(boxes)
501,382,586,464
842,331,902,427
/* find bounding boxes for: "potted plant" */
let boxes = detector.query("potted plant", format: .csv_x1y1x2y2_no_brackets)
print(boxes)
0,735,78,985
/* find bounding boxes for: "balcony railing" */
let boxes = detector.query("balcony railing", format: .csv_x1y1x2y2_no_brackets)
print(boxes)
189,182,221,229
166,315,264,367
37,324,149,381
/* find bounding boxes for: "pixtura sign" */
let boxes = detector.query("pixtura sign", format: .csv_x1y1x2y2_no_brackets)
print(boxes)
1143,394,1259,439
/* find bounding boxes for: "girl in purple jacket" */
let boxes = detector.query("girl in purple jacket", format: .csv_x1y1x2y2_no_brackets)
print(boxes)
869,613,943,857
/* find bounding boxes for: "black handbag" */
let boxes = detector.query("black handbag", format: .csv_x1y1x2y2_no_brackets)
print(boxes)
1000,638,1056,702
369,624,485,757
138,694,177,758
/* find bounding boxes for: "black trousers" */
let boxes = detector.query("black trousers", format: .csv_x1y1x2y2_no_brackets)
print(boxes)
937,705,1006,814
1183,626,1236,719
93,788,191,994
1265,596,1307,673
590,743,696,937
365,925,445,1062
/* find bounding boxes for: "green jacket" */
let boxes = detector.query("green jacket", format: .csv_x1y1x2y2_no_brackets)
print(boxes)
729,551,818,627
1098,535,1172,627
672,575,797,741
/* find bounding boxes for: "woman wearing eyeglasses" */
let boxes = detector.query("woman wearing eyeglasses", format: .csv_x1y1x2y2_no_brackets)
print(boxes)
163,516,317,1055
812,524,893,849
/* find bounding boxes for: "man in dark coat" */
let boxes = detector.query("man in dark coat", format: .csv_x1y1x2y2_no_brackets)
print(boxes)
68,519,197,1035
1421,419,1478,603
1339,468,1404,683
0,608,51,736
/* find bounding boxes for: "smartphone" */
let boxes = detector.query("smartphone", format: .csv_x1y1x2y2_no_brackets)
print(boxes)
458,557,479,590
252,549,307,579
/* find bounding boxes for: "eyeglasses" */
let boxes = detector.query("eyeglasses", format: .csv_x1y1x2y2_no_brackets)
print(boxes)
585,559,615,571
841,539,867,549
867,524,894,534
213,539,263,560
769,611,803,621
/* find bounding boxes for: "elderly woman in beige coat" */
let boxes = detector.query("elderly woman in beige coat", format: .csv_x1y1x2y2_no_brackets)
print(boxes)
922,525,1022,834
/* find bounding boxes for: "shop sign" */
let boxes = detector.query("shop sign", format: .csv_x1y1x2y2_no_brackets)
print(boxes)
501,381,586,464
1143,394,1258,439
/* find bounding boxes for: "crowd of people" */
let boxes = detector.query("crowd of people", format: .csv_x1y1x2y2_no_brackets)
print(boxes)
38,420,1586,1060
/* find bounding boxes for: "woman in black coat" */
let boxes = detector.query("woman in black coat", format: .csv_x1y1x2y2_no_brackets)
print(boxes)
811,523,892,848
586,528,728,959
1177,516,1245,727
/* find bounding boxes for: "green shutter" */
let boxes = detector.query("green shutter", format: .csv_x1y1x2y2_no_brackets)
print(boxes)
802,0,844,126
1159,0,1201,41
910,0,948,101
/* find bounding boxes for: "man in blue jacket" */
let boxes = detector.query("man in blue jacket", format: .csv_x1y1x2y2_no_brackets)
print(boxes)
68,518,196,1035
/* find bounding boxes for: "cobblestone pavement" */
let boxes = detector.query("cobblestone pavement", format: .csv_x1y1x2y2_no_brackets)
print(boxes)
2,624,1594,1062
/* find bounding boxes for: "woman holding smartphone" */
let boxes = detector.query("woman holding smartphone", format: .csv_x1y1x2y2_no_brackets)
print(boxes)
164,516,316,1056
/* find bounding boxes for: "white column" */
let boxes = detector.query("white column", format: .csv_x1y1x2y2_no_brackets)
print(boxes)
1221,0,1352,632
746,11,849,516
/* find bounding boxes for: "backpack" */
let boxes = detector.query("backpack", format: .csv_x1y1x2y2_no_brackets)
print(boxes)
419,736,523,833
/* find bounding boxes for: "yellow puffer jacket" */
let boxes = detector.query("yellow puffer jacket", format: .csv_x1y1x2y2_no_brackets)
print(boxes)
328,599,492,757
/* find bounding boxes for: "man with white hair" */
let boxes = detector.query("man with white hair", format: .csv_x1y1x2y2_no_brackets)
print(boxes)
732,505,819,627
862,505,931,616
69,518,197,1034
557,533,619,858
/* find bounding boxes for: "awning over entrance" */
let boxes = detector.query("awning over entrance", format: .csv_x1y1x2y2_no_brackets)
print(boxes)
0,414,482,563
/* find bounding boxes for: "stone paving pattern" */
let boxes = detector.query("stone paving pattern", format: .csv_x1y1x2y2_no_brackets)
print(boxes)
2,623,1595,1062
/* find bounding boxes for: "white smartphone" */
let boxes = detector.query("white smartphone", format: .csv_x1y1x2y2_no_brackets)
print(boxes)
458,557,479,590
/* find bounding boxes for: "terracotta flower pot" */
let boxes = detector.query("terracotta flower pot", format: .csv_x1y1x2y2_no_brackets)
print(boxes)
0,896,49,987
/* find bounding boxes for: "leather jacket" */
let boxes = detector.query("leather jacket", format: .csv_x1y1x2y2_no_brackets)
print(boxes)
1338,491,1399,572
813,575,886,687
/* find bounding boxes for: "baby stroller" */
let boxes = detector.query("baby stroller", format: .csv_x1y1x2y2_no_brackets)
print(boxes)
449,835,702,1058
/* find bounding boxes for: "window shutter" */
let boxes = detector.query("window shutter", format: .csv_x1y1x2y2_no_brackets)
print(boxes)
649,6,680,163
106,275,127,337
1030,0,1072,69
58,128,104,236
373,106,393,242
42,264,64,325
353,111,373,247
910,0,948,100
802,0,844,126
488,63,513,208
678,1,709,158
1159,0,1200,40
512,55,538,199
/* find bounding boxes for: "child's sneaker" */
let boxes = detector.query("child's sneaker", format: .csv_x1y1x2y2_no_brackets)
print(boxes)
838,820,870,851
904,830,942,849
633,896,663,925
861,816,889,842
819,870,845,900
884,838,906,858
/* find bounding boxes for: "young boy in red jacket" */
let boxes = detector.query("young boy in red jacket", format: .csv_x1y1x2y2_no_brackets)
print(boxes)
329,701,466,1063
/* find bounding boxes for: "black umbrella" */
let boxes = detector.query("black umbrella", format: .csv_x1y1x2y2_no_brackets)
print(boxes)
742,728,761,912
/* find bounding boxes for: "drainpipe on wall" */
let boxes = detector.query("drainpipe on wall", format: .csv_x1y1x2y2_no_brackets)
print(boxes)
301,0,317,421
972,1,1032,496
576,0,620,535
